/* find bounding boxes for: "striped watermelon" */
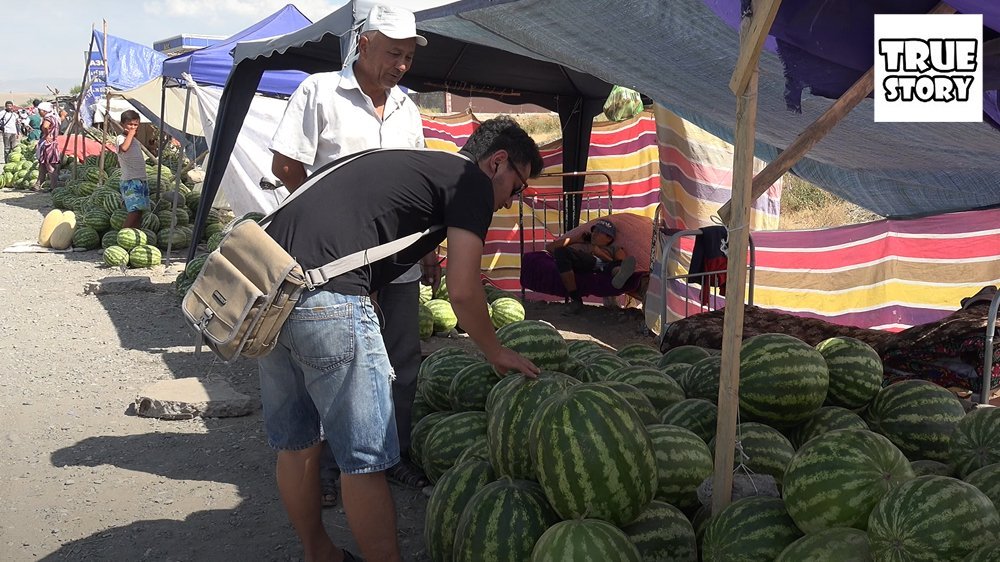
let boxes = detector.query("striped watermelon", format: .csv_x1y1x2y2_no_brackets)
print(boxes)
816,336,883,409
560,358,586,380
418,303,434,340
141,229,157,249
620,500,697,562
434,274,449,300
141,210,160,232
659,399,718,443
185,254,208,279
117,228,147,250
455,435,490,465
788,406,870,449
678,355,722,402
701,497,804,562
425,299,458,333
577,353,631,382
531,519,640,562
206,231,224,252
489,297,525,329
422,411,488,483
949,406,1000,477
963,543,1000,561
109,209,128,231
495,320,569,374
606,366,685,411
411,392,434,428
419,283,433,304
689,505,712,549
616,343,662,366
83,210,110,232
448,362,501,412
409,411,451,471
103,245,129,267
910,459,956,477
72,226,100,250
100,190,123,214
453,478,559,562
658,345,710,368
418,350,480,411
739,333,829,427
868,475,999,561
964,463,1000,507
709,422,795,484
424,459,495,562
659,362,690,382
529,385,658,526
568,340,615,362
596,381,659,425
775,527,872,562
783,429,914,533
129,245,161,268
646,424,714,511
866,379,966,462
487,372,579,479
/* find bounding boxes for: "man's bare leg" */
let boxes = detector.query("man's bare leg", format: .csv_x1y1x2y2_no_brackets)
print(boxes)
275,444,345,562
341,471,401,562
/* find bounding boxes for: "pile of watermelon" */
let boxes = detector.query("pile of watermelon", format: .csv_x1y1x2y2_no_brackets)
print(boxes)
171,212,265,297
413,329,1000,560
0,139,40,188
418,277,526,340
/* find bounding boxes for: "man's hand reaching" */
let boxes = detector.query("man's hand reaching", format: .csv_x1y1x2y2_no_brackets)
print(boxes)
487,346,540,378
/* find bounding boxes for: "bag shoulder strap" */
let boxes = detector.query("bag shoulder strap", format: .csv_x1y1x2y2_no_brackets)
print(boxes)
261,148,472,289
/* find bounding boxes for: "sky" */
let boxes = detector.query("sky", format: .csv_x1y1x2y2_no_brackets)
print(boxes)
0,0,352,94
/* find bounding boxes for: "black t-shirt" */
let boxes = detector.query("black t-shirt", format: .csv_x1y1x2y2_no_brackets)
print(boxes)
266,149,494,295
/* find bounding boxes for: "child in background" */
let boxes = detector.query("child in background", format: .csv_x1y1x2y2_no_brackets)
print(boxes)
545,218,637,314
116,110,149,229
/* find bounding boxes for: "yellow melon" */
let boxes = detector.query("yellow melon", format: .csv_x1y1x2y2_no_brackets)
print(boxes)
38,210,64,247
49,211,77,250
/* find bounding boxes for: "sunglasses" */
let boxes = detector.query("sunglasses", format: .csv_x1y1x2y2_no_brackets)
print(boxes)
508,160,529,196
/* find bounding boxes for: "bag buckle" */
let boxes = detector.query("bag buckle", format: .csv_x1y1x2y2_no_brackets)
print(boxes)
193,309,214,355
303,269,325,291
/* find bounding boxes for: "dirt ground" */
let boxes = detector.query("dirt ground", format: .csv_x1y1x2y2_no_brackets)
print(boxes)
0,189,656,561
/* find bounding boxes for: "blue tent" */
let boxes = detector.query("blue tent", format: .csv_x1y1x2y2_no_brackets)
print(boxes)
161,4,312,96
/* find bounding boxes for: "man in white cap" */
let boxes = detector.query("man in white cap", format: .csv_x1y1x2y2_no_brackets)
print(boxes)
267,3,431,559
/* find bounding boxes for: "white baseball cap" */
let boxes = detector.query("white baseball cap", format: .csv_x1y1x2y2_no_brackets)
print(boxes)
361,5,427,46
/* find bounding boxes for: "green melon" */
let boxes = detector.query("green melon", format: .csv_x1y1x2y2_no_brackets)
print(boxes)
659,399,718,443
103,245,130,267
489,297,525,329
949,406,1000,478
185,254,208,280
99,190,123,214
788,406,870,449
529,384,658,526
495,320,569,374
417,350,480,411
425,298,458,333
964,463,1000,508
72,226,100,250
83,209,111,232
455,435,490,465
568,339,615,360
868,475,999,561
775,527,872,562
117,228,147,251
616,343,662,366
658,345,711,368
709,422,795,484
576,353,631,382
620,500,698,562
128,245,161,268
910,459,956,477
678,355,722,403
419,283,433,304
595,381,659,425
206,231,224,252
739,333,829,427
606,365,686,411
101,230,119,249
109,208,128,231
418,303,435,340
410,411,451,471
425,459,495,562
449,362,501,412
963,542,1000,561
410,392,434,428
659,362,690,382
782,429,914,533
816,336,883,410
866,379,966,462
531,519,640,562
141,210,160,232
453,479,559,562
701,497,804,562
422,411,488,483
434,274,449,301
140,229,158,249
646,424,713,511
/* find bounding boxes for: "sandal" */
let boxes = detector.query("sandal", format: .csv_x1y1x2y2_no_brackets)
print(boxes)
321,482,339,508
386,459,430,489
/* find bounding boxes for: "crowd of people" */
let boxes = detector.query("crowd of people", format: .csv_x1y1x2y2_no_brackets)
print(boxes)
0,98,65,190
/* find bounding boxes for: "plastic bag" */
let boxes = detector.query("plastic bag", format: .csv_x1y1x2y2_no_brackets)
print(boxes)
603,85,644,122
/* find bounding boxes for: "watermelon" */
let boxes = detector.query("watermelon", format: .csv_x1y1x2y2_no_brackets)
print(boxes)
141,229,158,249
455,435,490,465
418,350,479,411
658,345,710,368
616,343,662,366
646,424,714,511
185,254,208,280
141,210,160,232
99,190,123,214
620,500,698,562
530,519,641,562
576,353,631,382
709,422,795,484
101,230,119,249
568,339,615,360
782,429,914,533
495,320,569,374
487,372,579,479
72,226,100,250
775,527,872,562
910,459,956,477
453,479,559,562
529,384,658,526
606,365,685,411
690,505,712,549
816,336,883,409
964,463,1000,508
963,543,1000,561
596,381,659,425
83,210,110,232
103,245,129,267
788,406,870,449
117,228,147,251
449,362,501,412
425,459,495,562
659,399,718,443
739,333,829,427
129,245,161,268
678,355,722,403
423,411,488,482
659,362,690,382
109,208,128,231
868,475,999,561
434,274,449,301
701,497,804,562
949,406,1000,478
206,231,224,252
425,298,458,333
411,393,434,428
410,411,451,471
866,379,966,462
419,283,433,304
489,297,525,329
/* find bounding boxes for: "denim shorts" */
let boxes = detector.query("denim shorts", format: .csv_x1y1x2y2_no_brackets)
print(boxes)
257,290,399,474
119,179,150,212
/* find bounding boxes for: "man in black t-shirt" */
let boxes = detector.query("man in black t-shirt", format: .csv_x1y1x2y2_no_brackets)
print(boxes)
258,117,543,562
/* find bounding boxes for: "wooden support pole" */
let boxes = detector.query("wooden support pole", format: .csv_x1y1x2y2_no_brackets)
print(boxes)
97,20,112,185
730,0,783,95
70,27,95,179
719,1,956,224
711,0,767,516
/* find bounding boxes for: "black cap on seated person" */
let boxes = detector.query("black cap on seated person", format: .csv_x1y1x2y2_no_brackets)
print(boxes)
591,219,616,239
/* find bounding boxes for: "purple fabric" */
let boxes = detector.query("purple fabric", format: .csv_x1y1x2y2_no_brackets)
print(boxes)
519,251,642,298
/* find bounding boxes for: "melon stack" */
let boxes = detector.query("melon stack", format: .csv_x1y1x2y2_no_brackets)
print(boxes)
417,278,524,341
415,330,1000,561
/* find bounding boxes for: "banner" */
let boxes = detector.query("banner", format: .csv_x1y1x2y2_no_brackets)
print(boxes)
82,50,105,127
